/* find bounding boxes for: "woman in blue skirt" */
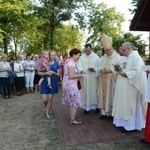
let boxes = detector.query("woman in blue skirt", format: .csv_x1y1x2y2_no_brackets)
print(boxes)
38,50,60,119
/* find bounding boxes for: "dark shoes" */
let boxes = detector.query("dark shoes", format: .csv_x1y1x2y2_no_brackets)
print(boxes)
139,138,150,144
121,128,135,133
83,110,90,114
108,116,113,120
99,115,107,119
95,108,100,113
99,115,113,120
4,95,12,99
4,96,9,99
83,109,100,114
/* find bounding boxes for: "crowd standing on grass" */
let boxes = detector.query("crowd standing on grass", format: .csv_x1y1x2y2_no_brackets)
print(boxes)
0,51,61,98
0,36,150,144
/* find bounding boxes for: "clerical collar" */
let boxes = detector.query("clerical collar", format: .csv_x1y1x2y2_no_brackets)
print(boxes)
86,51,94,57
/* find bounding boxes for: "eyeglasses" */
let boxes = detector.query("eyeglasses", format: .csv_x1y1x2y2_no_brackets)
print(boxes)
122,48,128,52
105,49,112,52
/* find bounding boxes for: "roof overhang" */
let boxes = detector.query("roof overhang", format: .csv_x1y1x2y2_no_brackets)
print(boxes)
130,0,150,31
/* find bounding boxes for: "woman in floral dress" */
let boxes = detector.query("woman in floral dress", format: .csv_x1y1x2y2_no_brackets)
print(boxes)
62,48,85,125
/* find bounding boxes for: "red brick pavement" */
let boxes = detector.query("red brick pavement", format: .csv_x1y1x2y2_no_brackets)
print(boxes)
53,89,143,146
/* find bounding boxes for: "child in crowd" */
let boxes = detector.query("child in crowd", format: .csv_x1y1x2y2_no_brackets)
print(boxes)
38,50,52,90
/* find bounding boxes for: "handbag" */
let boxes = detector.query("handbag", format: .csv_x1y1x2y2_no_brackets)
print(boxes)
7,71,16,85
77,79,82,90
75,66,82,90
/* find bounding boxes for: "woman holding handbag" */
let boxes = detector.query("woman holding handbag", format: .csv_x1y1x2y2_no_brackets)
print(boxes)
62,48,85,125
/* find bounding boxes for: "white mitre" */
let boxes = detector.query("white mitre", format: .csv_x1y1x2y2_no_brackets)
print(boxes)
100,35,113,50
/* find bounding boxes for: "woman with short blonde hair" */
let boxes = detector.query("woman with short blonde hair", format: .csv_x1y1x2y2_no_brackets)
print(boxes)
0,54,12,99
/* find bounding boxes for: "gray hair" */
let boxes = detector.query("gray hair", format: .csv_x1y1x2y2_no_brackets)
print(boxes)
124,42,134,50
34,54,39,57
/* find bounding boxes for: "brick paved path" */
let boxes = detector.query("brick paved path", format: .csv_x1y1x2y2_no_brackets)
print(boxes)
53,88,143,146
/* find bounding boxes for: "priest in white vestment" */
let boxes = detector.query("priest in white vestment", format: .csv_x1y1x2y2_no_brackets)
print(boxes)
77,43,101,113
112,42,147,132
95,35,122,119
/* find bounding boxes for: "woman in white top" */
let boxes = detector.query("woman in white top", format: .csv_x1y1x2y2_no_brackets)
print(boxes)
0,54,12,99
14,57,25,96
23,54,36,93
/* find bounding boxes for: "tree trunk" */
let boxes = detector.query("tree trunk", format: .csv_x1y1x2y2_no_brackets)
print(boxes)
50,7,55,50
50,28,54,50
3,36,8,54
14,38,18,57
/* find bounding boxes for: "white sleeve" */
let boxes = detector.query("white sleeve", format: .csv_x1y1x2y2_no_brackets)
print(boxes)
93,66,103,77
93,68,99,77
76,66,83,73
14,63,17,72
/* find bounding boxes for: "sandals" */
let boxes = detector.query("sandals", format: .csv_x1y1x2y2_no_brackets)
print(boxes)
75,117,82,122
45,113,51,120
70,119,82,125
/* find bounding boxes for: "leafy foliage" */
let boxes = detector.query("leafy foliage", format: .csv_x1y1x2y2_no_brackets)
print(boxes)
54,24,83,55
129,0,140,14
85,3,125,45
0,0,33,54
0,0,148,58
123,32,147,56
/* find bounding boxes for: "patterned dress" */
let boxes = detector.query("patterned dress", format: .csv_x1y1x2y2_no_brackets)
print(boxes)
62,60,85,109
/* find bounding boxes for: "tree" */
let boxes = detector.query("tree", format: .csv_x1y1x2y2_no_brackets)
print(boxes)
84,2,125,45
35,0,92,50
0,0,33,54
129,0,140,14
123,32,147,57
54,24,83,55
15,13,46,55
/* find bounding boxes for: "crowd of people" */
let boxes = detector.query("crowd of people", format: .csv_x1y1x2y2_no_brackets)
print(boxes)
0,51,62,97
0,34,150,144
